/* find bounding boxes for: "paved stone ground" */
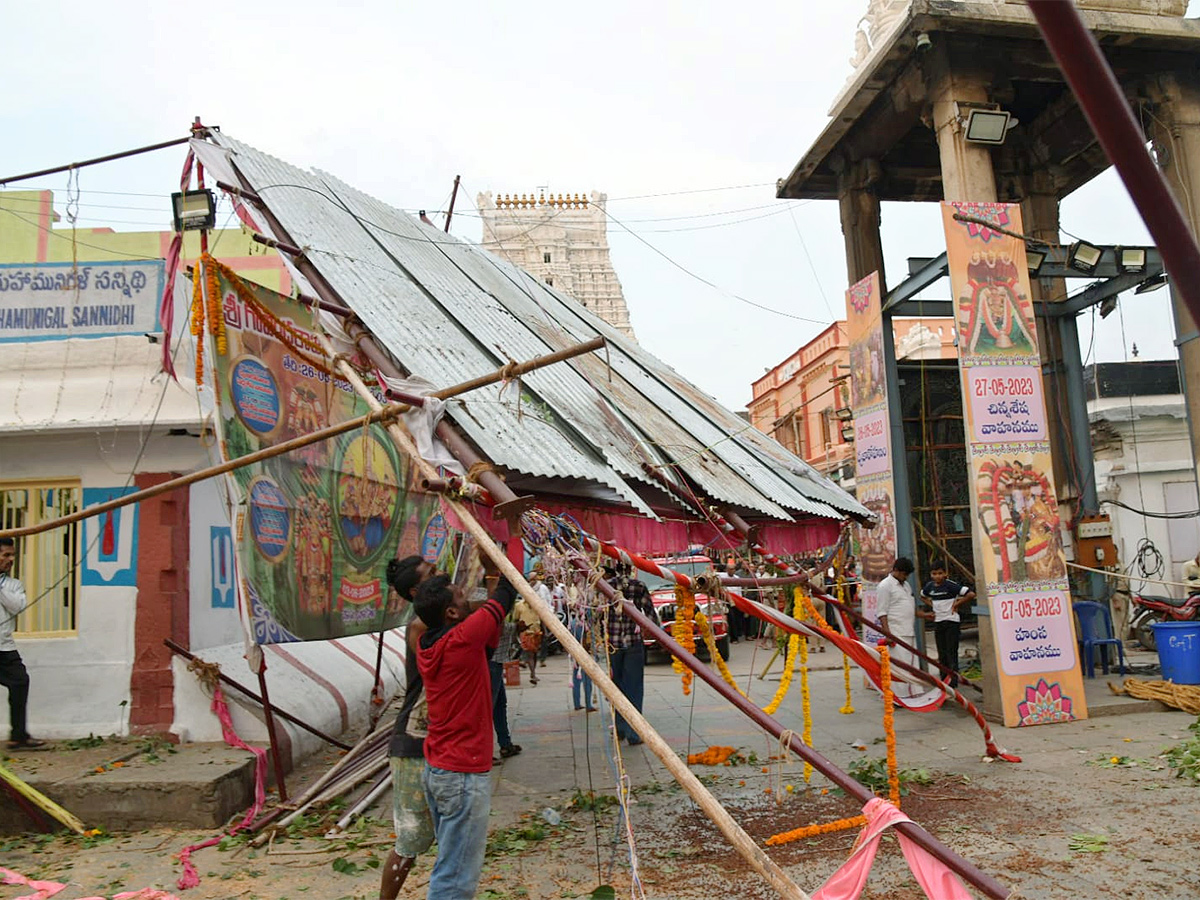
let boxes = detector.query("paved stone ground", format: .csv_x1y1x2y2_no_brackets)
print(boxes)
3,638,1200,899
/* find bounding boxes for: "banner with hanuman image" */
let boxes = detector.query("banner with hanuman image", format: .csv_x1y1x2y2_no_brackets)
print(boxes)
941,203,1087,727
204,260,447,643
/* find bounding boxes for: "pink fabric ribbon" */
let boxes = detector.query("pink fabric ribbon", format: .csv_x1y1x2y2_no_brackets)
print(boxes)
0,867,65,900
812,798,972,900
175,684,269,890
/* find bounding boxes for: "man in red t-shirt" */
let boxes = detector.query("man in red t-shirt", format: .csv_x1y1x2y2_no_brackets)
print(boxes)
414,558,517,899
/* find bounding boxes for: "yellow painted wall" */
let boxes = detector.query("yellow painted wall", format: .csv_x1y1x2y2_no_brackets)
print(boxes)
0,190,289,293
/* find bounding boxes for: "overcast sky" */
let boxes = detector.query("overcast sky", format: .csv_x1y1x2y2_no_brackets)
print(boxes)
1,1,1192,410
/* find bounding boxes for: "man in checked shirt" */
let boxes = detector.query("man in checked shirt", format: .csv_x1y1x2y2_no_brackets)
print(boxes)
605,564,657,746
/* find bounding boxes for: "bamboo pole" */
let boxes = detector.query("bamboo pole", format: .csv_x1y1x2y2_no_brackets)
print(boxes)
317,334,812,900
0,336,604,542
0,761,86,834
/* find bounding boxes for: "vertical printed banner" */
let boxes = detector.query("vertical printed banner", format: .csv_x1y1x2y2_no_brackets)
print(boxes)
846,272,893,647
206,261,447,643
941,202,1087,727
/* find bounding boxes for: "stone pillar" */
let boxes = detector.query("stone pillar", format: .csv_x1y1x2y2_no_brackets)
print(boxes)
929,61,1003,716
1146,74,1200,481
930,66,998,202
836,158,886,285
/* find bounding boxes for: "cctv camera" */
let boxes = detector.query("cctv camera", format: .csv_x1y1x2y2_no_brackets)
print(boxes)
915,32,932,52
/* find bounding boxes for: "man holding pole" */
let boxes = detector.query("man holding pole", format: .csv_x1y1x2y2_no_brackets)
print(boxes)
414,553,517,898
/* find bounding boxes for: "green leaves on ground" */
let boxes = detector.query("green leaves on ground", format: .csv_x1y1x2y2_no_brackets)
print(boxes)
1164,716,1200,783
847,756,932,796
1068,833,1109,853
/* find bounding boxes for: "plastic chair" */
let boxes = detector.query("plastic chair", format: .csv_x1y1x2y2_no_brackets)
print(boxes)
1073,601,1127,678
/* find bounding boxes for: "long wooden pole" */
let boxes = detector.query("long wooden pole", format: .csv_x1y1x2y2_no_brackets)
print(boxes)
317,334,812,900
0,336,604,542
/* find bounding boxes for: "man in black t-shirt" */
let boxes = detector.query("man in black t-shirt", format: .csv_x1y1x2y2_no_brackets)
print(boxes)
918,562,975,689
380,556,435,900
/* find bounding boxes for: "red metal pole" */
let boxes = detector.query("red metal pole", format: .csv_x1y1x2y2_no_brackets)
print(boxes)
257,662,288,802
1027,1,1200,323
0,135,193,186
445,174,461,232
164,639,350,750
369,631,386,730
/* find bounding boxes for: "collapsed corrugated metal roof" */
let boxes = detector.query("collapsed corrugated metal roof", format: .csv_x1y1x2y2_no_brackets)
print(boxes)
199,133,868,525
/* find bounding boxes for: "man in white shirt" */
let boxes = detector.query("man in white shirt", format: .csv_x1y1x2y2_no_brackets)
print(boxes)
0,537,42,749
874,557,918,699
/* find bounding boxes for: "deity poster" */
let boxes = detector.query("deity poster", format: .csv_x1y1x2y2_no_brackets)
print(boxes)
846,272,892,647
941,203,1087,726
205,261,446,643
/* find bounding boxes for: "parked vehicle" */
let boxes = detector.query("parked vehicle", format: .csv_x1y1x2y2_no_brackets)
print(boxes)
641,555,730,661
1131,592,1200,651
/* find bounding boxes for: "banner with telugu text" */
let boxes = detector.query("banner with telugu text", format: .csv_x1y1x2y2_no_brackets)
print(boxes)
206,262,447,643
941,202,1088,727
846,272,893,649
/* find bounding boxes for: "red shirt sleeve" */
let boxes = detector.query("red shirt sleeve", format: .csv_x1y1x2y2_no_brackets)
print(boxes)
458,597,504,650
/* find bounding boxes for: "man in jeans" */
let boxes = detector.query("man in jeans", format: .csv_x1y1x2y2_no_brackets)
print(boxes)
0,537,41,750
414,555,517,898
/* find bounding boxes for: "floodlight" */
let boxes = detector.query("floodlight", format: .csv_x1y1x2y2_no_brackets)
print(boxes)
1116,246,1147,274
1067,241,1103,274
840,424,856,442
1025,246,1048,276
1099,296,1118,319
1134,273,1168,294
963,108,1012,145
171,190,216,232
833,406,854,421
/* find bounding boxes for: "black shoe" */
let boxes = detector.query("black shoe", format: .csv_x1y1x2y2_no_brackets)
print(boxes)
500,744,523,758
7,738,46,750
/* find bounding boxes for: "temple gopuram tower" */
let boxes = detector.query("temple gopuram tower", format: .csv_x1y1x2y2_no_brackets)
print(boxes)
477,191,636,339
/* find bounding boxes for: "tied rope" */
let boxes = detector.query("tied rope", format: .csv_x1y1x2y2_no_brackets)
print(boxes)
1109,677,1200,715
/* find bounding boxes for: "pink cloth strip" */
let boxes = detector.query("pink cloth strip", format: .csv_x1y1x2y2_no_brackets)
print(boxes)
175,684,269,890
1,867,181,900
812,798,972,900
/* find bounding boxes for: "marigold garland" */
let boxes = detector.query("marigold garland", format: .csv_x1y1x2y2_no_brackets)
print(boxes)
795,590,813,783
696,611,744,696
878,644,901,807
672,585,697,695
765,814,867,846
687,745,736,766
836,579,854,714
191,267,206,386
762,633,800,716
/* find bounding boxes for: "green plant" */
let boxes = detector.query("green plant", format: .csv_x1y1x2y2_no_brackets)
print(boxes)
487,822,548,857
847,756,932,796
63,734,106,750
1164,716,1200,782
568,789,619,812
1068,833,1109,853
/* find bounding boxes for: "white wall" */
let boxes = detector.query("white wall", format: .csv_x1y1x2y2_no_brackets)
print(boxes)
0,430,209,739
188,479,243,651
1091,397,1198,598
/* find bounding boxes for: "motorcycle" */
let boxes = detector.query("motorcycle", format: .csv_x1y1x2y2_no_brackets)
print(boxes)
1131,592,1200,651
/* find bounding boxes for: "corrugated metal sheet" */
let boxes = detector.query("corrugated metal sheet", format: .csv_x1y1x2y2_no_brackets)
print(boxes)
211,134,868,524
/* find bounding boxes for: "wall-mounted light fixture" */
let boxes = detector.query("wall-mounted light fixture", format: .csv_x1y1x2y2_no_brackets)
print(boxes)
171,189,216,232
1067,240,1103,274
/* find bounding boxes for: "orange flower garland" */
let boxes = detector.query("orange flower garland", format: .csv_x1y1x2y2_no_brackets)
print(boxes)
687,745,736,766
879,644,901,807
762,633,800,716
696,611,743,695
672,585,697,695
795,589,813,783
765,814,867,845
191,267,206,386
